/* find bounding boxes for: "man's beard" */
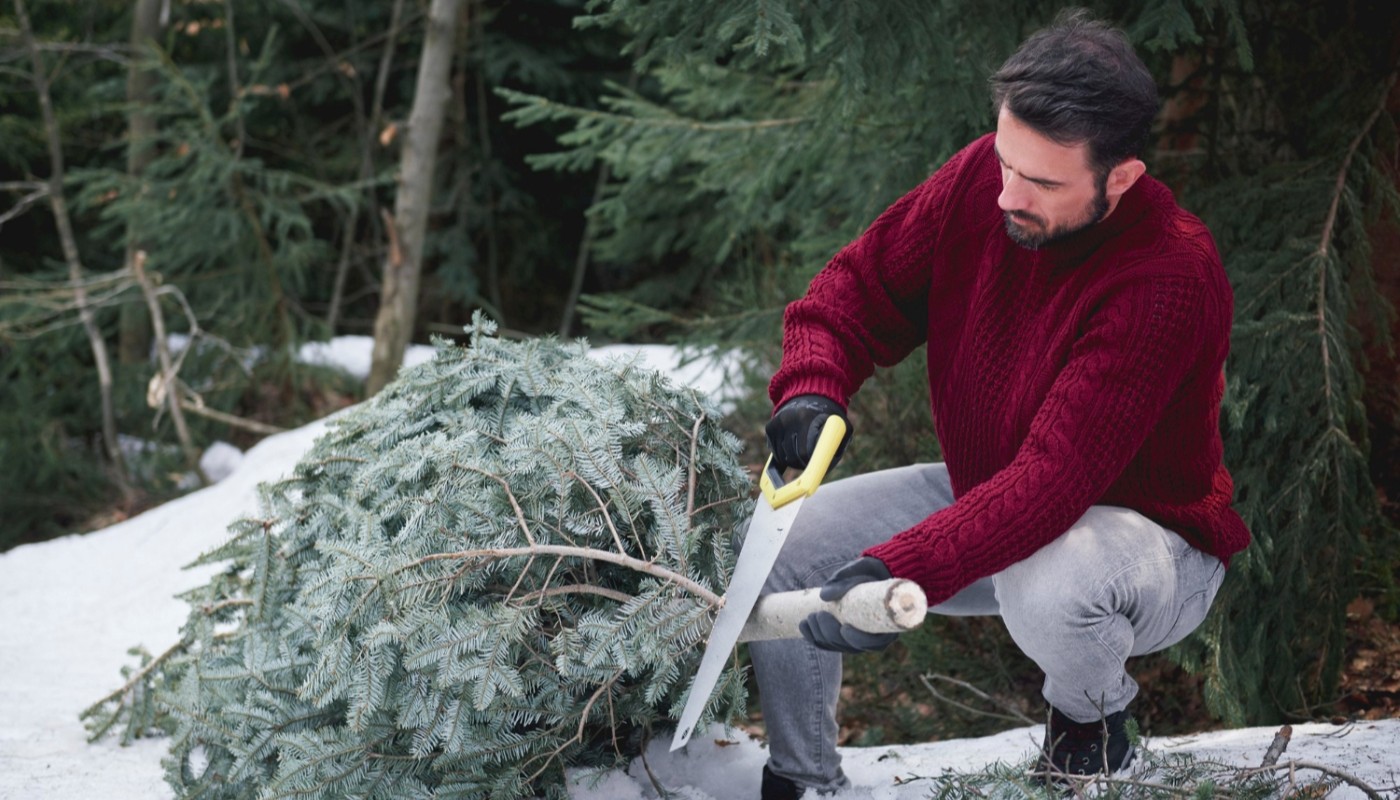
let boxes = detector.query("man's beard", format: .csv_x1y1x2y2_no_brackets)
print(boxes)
1003,179,1110,250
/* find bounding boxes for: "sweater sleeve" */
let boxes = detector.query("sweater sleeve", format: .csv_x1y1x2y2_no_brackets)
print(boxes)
768,137,991,409
864,272,1217,605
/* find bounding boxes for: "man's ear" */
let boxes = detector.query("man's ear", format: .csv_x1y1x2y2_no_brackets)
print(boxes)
1106,158,1146,201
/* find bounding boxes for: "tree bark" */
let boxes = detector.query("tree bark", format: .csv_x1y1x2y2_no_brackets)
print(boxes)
132,252,207,484
118,0,164,366
327,0,406,334
14,0,130,491
738,580,927,642
366,0,463,395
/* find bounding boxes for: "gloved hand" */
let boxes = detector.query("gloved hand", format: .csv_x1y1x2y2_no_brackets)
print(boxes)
765,394,852,473
798,556,899,654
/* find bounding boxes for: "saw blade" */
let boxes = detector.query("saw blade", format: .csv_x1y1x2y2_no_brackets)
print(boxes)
669,492,806,751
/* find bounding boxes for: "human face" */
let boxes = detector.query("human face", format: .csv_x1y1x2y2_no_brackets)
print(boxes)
994,105,1109,250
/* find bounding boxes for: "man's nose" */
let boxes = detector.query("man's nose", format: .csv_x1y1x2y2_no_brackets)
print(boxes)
998,174,1029,212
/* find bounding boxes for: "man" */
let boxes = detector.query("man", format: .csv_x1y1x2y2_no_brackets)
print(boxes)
751,10,1251,799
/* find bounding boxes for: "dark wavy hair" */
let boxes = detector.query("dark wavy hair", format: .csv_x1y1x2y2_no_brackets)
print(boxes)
990,9,1159,177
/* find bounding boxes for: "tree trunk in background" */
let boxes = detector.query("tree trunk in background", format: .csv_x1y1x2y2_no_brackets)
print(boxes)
14,0,129,491
366,0,462,395
117,0,163,366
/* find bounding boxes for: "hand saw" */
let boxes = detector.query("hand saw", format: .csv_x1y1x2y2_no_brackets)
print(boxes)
669,415,847,751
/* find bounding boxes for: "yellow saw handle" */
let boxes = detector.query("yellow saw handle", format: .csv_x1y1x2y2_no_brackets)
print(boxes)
760,415,847,508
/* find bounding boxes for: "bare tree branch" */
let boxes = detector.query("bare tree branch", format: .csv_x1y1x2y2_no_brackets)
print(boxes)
13,0,130,492
132,252,206,483
404,543,722,608
919,672,1036,725
1260,724,1292,767
1313,71,1397,409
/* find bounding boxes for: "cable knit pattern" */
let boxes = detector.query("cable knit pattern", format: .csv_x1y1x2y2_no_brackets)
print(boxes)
770,133,1251,605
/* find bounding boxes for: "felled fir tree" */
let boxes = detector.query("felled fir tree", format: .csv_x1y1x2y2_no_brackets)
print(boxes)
83,313,752,799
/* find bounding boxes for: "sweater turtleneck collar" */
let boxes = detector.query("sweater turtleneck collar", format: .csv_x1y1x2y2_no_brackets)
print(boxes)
1033,174,1158,267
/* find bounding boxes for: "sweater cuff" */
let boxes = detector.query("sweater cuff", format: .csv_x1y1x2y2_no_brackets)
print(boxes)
770,374,849,412
863,534,962,607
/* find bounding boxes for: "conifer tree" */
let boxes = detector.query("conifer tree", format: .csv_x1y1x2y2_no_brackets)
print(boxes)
84,313,752,799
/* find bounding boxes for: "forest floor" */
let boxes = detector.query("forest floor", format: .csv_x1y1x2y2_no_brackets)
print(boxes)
1338,594,1400,721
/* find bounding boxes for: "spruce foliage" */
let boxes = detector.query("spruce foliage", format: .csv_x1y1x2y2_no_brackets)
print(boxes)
83,313,752,798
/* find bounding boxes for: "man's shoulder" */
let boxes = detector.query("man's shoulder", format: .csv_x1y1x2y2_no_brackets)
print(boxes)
902,133,1001,229
1125,177,1223,276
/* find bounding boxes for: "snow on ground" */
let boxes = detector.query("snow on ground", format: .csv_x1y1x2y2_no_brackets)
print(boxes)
1,338,1396,799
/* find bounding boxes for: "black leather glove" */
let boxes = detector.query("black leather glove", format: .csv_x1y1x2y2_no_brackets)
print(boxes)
798,557,899,654
765,394,852,473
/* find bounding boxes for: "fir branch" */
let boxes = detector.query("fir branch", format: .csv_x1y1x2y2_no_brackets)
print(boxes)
502,89,808,133
521,673,623,786
1021,769,1222,797
79,637,189,741
406,544,722,607
1314,72,1397,408
1316,73,1397,262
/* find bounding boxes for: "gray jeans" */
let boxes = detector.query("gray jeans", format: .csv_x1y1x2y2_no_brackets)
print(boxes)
749,463,1225,793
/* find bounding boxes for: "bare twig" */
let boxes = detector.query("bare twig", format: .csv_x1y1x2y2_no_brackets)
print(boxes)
685,412,704,523
79,637,189,729
637,736,673,797
1260,724,1292,766
518,582,633,605
0,182,47,229
132,251,206,482
451,462,538,546
176,395,286,435
1236,759,1387,800
1023,768,1211,797
565,469,632,557
13,0,131,494
919,673,1036,725
0,270,135,337
403,544,722,607
1314,71,1397,409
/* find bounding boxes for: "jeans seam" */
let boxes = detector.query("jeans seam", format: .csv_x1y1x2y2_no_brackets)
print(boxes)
1085,553,1178,668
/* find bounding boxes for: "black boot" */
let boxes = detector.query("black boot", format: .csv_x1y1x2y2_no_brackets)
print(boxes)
1034,706,1135,781
761,765,805,800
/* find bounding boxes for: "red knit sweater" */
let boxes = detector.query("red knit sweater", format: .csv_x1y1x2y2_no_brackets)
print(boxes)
770,133,1251,606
